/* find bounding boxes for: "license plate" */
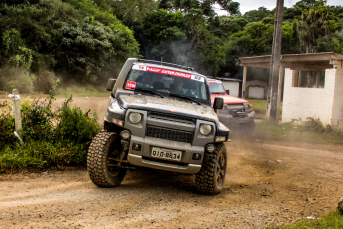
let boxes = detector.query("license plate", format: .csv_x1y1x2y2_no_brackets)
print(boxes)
151,147,182,161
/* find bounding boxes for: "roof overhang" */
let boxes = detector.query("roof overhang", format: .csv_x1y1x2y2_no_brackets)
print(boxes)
237,52,343,71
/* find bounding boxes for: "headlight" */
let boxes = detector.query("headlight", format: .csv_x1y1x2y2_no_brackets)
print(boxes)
129,112,142,124
244,103,251,111
200,124,212,136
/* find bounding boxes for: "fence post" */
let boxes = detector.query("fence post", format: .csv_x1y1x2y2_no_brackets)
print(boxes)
11,89,22,132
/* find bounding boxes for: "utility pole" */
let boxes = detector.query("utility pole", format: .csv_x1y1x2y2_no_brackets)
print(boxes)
266,0,284,123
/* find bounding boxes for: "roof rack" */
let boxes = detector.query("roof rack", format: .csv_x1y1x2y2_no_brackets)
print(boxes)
137,59,194,72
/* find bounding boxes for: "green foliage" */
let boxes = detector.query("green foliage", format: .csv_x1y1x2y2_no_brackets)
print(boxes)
0,86,101,172
2,28,33,69
243,7,272,22
297,0,342,53
0,102,16,150
0,0,140,84
5,71,35,94
0,140,87,172
267,211,343,229
55,95,101,144
0,0,342,90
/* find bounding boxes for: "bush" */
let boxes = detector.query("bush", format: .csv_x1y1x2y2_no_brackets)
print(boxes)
0,90,101,172
0,101,16,150
33,70,58,93
5,73,34,94
0,140,87,172
56,96,101,144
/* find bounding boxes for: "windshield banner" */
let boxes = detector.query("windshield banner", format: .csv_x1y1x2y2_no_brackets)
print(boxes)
208,80,221,83
132,64,204,82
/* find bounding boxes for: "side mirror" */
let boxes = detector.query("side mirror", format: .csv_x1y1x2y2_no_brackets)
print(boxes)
106,78,117,91
226,90,230,95
213,97,224,111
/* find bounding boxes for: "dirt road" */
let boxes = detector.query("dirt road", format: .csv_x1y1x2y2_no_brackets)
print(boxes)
1,139,343,228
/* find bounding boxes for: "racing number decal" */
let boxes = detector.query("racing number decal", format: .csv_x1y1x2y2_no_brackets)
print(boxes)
126,81,136,90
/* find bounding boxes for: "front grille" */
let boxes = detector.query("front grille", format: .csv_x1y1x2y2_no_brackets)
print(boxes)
225,104,245,118
146,125,193,143
148,111,195,125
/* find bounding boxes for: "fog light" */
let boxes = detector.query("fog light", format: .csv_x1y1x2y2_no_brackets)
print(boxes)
132,143,141,151
192,153,202,160
215,136,226,142
206,144,215,153
120,130,130,140
112,118,123,127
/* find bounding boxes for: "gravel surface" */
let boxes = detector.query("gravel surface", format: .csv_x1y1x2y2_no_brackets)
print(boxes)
1,139,343,228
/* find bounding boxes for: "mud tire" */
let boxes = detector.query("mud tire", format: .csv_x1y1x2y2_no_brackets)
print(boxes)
196,143,227,195
87,132,126,187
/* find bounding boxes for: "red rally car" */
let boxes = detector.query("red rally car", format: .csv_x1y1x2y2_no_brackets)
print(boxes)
208,79,255,134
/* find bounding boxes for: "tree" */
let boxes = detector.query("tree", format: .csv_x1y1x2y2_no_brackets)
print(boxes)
158,0,240,17
0,0,140,84
243,7,272,22
297,0,331,53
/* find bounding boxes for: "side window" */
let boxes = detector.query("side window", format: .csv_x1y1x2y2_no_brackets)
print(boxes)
200,83,207,99
292,71,325,88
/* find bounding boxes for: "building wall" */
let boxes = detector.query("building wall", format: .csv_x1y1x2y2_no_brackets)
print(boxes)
331,62,343,129
248,86,264,99
246,80,268,99
221,81,240,97
282,68,335,126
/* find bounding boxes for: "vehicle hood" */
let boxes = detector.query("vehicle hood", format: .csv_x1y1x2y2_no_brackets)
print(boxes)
211,94,248,104
118,94,218,122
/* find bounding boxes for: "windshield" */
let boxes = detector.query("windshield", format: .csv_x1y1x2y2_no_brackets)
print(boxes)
208,81,226,94
124,64,210,104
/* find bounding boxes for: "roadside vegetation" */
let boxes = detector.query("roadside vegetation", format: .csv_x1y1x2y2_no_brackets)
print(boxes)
0,85,101,172
268,211,343,229
249,99,343,144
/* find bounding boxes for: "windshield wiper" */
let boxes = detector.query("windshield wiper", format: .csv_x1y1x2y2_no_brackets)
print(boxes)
168,93,202,105
134,88,164,98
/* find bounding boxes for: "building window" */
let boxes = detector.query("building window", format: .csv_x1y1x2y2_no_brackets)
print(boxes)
292,71,325,88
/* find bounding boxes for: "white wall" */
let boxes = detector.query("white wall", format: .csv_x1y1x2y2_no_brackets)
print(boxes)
331,62,343,129
282,68,335,126
246,80,268,99
222,81,240,97
248,86,264,99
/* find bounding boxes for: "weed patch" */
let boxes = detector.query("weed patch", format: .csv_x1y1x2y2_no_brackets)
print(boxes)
253,118,343,144
267,211,343,229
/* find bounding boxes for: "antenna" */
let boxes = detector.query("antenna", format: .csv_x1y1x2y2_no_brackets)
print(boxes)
161,57,163,65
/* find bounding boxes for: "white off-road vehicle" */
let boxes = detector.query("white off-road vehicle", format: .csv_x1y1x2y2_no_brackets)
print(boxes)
87,58,230,194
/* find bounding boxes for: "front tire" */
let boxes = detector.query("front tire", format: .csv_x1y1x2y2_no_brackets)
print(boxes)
196,143,227,195
87,132,127,187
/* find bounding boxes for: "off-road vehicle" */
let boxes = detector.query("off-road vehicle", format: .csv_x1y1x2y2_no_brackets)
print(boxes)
208,79,255,135
87,58,230,194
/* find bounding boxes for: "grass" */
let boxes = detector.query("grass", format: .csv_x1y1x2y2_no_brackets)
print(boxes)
267,211,343,229
249,99,268,119
253,119,343,144
249,99,282,120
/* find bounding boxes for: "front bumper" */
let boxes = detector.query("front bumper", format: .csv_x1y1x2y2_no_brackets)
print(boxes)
127,135,204,174
128,154,201,174
218,110,255,126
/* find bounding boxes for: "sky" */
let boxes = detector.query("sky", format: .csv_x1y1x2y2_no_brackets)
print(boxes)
214,0,343,15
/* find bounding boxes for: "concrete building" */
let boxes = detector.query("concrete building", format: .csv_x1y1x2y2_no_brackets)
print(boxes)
216,77,241,97
237,52,343,129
